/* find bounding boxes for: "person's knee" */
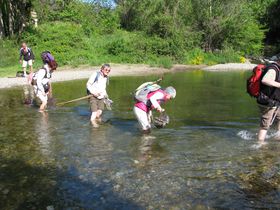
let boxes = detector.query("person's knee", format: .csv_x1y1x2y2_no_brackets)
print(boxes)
91,111,97,119
96,110,102,117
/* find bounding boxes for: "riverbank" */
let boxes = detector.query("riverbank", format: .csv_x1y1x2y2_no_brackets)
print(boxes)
0,63,256,89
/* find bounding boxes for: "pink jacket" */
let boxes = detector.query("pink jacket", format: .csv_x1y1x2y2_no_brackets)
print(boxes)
134,89,168,113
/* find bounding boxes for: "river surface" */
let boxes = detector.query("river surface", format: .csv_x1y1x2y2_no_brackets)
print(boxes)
1,70,280,209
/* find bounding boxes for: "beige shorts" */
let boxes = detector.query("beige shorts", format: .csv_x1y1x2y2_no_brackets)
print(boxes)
259,105,280,130
22,60,33,68
90,96,104,112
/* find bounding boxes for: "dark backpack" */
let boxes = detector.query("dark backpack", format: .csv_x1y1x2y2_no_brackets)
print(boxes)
246,64,266,97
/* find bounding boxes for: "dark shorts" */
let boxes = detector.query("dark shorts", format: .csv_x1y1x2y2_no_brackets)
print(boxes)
89,96,104,112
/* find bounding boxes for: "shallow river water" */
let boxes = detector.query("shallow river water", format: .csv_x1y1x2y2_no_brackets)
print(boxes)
1,70,280,209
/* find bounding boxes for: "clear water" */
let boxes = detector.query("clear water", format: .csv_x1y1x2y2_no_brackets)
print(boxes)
1,70,280,209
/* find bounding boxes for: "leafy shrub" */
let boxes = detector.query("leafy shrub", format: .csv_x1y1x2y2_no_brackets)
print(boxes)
0,39,18,67
20,22,90,66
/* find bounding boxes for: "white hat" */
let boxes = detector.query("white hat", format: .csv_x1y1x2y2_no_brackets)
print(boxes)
270,54,280,62
165,86,176,98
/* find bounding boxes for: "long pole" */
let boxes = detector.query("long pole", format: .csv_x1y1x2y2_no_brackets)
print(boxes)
56,95,91,106
270,106,280,126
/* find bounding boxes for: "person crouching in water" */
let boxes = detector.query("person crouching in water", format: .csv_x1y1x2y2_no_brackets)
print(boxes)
133,86,176,134
257,54,280,145
32,53,57,112
86,64,111,127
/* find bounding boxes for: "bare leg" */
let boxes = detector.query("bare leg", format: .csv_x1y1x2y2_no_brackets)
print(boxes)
90,111,99,127
258,128,267,145
23,67,27,77
96,110,103,119
96,110,103,123
39,101,47,111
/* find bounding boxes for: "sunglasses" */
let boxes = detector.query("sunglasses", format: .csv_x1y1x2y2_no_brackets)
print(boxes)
104,69,111,73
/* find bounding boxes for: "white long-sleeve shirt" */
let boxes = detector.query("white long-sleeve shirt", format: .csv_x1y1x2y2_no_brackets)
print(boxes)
149,91,164,109
34,64,51,93
86,71,108,99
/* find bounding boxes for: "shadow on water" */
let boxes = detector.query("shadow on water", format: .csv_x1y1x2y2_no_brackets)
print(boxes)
0,154,143,210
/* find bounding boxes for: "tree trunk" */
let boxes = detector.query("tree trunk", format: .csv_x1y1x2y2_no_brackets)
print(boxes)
0,0,32,38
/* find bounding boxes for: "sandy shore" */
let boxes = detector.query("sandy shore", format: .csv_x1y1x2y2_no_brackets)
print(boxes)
0,63,255,89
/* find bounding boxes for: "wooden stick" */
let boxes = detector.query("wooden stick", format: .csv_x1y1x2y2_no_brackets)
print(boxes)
270,106,280,126
56,95,91,106
135,77,163,92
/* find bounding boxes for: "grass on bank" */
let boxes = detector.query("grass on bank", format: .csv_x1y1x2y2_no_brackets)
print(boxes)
0,22,242,78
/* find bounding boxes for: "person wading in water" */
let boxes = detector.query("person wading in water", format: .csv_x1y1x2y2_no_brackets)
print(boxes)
31,51,58,112
86,64,111,128
257,54,280,145
133,86,176,134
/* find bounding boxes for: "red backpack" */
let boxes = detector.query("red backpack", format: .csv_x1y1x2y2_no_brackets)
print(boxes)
246,64,266,97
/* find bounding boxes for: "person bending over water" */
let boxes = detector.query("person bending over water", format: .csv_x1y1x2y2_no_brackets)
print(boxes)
133,86,176,134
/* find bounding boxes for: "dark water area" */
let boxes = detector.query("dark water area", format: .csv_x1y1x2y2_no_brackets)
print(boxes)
1,70,280,209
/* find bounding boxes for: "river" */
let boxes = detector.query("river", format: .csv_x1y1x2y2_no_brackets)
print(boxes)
1,70,280,209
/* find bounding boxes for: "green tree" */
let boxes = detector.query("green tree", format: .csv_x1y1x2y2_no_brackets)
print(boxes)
0,0,32,37
190,0,264,54
263,0,280,53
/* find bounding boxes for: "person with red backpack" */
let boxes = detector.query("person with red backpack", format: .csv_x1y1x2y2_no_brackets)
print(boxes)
133,86,176,134
256,54,280,144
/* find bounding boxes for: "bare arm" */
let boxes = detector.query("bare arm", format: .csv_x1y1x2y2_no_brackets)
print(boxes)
262,69,280,88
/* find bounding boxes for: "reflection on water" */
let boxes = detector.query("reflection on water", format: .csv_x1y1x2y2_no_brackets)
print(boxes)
1,71,280,209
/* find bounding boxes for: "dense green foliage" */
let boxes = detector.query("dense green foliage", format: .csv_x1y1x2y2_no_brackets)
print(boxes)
0,0,280,76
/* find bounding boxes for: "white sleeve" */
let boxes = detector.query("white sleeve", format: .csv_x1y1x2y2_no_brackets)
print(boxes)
86,72,98,94
149,92,164,109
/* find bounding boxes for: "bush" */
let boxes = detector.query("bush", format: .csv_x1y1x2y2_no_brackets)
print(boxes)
0,39,18,68
20,22,91,66
184,48,241,65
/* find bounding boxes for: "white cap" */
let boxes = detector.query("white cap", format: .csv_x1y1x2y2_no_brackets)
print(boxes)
270,54,280,62
165,86,176,98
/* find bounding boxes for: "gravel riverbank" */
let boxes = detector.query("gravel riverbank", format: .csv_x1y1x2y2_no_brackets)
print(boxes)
0,63,255,89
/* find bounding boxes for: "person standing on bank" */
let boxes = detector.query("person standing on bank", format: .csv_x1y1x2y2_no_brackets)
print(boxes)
32,51,58,112
257,54,280,144
86,64,111,127
19,42,35,77
133,86,176,134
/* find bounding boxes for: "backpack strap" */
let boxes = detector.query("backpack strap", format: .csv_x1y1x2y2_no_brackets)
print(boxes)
42,67,52,79
94,71,100,83
93,71,109,84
